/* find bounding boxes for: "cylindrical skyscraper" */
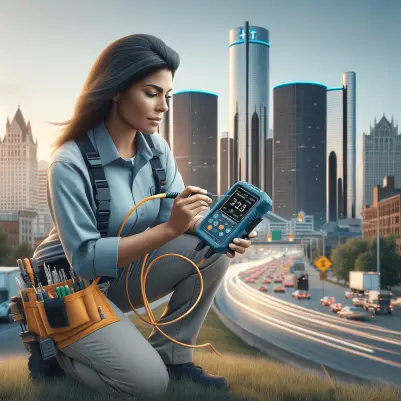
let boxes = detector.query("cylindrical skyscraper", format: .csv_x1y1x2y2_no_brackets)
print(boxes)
343,72,356,218
228,22,270,192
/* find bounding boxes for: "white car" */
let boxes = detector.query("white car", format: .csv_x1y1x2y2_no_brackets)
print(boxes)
391,297,401,307
352,297,368,307
338,306,372,320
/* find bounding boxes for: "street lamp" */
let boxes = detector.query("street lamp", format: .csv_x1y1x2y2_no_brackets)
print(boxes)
297,211,305,222
319,230,326,257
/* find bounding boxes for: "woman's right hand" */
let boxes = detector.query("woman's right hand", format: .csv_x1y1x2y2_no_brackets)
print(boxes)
166,185,213,236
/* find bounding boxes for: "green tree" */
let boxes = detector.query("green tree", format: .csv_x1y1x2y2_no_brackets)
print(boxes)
330,238,370,283
331,236,401,288
5,242,34,266
371,237,401,288
0,227,10,265
330,243,349,282
355,251,374,272
312,247,320,262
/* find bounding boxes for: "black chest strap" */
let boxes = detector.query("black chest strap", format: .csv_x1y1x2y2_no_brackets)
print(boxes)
143,134,167,194
75,135,111,238
75,133,166,239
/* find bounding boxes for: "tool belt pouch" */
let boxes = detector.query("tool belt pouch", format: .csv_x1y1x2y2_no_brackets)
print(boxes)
20,279,120,349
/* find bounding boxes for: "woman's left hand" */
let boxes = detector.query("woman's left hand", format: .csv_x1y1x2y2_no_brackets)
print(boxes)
226,230,258,258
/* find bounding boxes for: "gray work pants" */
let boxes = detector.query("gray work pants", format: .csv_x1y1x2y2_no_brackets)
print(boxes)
55,233,231,398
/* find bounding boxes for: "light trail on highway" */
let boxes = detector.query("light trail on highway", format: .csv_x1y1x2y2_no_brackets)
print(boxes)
224,276,401,368
218,251,401,386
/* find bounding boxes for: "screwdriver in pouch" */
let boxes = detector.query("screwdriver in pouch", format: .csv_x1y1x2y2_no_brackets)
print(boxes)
38,283,49,299
69,267,84,292
15,277,29,302
23,258,35,287
29,258,42,287
17,259,29,286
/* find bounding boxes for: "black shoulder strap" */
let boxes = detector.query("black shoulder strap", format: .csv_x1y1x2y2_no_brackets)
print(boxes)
143,134,167,194
75,135,110,238
75,133,167,238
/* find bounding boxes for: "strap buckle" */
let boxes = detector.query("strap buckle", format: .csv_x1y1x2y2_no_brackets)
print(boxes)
94,180,110,201
86,152,102,168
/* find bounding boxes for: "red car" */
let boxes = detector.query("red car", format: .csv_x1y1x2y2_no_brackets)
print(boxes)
274,277,283,283
292,290,310,300
320,296,335,306
259,285,268,292
330,303,342,313
274,285,286,293
262,278,271,284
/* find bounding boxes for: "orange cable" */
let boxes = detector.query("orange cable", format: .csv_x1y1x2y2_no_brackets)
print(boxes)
94,193,221,356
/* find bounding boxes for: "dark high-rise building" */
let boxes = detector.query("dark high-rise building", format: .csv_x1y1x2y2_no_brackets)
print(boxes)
218,131,233,195
265,136,273,198
326,87,344,221
273,82,327,228
326,72,357,222
228,22,270,193
172,90,218,196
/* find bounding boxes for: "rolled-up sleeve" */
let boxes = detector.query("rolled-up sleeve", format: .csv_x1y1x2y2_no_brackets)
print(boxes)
151,140,185,226
48,161,120,280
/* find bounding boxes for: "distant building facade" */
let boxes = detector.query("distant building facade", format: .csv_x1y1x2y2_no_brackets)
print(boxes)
363,115,401,208
0,107,38,213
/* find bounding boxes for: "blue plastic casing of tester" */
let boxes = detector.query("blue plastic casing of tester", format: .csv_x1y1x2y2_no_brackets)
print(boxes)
195,181,272,254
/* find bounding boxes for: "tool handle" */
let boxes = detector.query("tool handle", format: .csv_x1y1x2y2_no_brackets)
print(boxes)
17,259,28,284
23,258,35,286
30,258,41,286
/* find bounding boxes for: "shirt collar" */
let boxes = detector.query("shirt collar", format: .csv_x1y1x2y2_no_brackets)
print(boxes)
91,121,163,166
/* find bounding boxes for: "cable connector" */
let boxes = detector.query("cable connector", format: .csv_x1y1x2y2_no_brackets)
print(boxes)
204,248,216,259
195,240,207,251
165,192,180,199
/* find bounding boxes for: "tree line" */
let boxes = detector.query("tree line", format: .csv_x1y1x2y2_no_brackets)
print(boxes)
0,227,34,266
328,236,401,289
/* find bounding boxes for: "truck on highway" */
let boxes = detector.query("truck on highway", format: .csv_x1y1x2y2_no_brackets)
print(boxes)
297,273,309,291
0,266,20,323
289,259,306,278
349,271,380,296
363,290,393,314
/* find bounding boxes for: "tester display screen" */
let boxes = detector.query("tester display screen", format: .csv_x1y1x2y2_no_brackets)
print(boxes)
219,187,258,223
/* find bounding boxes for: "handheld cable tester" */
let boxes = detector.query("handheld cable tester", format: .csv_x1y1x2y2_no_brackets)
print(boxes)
195,181,272,254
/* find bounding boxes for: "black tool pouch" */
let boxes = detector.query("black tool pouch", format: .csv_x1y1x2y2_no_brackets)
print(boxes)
43,298,70,328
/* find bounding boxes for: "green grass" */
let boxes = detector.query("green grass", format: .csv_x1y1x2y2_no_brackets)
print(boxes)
1,303,401,401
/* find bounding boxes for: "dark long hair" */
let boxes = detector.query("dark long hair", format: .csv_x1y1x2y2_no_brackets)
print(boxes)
51,34,180,152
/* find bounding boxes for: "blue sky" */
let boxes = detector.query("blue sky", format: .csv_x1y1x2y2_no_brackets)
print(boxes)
0,0,400,210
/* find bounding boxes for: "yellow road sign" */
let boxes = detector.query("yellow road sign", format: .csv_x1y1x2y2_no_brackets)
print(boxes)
314,256,332,272
282,264,290,273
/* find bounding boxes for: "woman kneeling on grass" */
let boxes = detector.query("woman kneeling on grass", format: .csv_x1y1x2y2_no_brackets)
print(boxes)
31,33,257,398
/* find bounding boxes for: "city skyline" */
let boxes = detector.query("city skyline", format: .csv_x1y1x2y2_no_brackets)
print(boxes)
1,0,400,216
1,1,399,159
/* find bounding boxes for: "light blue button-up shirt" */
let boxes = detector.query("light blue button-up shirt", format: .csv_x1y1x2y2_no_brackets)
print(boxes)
34,122,185,280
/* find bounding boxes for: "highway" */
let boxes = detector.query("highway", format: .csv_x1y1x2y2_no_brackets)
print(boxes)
216,252,401,388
